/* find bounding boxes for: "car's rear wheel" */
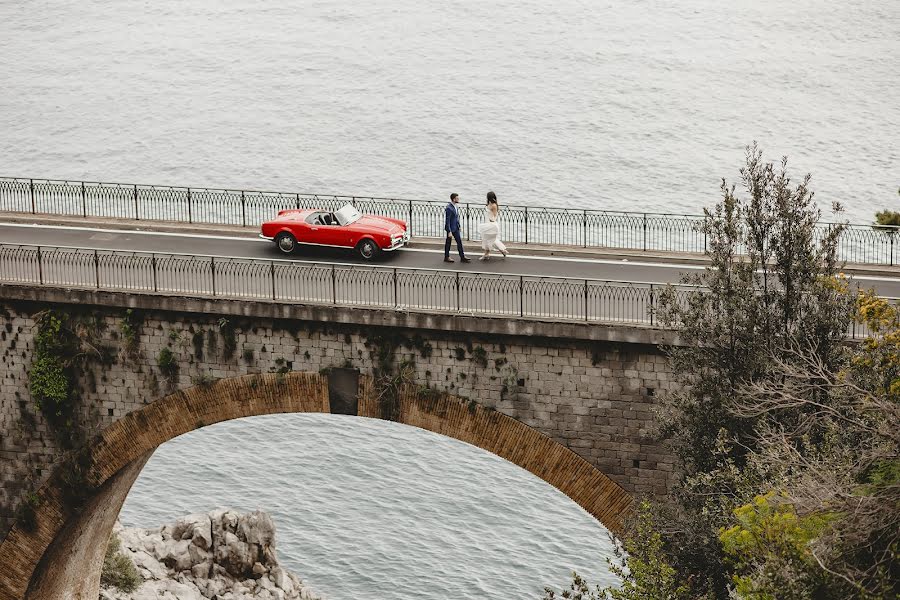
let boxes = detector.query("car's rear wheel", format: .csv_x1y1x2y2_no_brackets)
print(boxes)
275,232,297,254
356,239,380,260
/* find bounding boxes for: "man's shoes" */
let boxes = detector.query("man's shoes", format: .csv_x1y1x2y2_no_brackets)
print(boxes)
444,257,454,263
460,257,472,263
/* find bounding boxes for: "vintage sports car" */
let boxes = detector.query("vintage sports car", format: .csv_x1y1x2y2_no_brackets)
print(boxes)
260,204,410,259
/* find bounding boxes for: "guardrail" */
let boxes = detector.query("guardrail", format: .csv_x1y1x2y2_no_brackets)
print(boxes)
1,177,896,265
0,243,692,326
0,244,890,339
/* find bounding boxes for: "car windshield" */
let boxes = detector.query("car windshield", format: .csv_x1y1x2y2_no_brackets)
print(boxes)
334,204,362,226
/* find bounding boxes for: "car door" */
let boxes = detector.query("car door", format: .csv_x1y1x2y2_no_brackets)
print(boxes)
314,214,350,247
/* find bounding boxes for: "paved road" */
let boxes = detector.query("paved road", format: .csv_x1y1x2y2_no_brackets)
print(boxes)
0,223,898,297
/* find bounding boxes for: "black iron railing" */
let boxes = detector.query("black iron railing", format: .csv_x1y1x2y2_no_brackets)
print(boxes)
0,176,897,265
0,243,690,326
0,243,892,338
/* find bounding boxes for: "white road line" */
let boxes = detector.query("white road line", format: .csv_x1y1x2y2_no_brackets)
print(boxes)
0,222,897,282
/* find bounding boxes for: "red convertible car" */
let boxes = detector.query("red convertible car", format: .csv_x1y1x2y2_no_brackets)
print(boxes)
260,204,410,259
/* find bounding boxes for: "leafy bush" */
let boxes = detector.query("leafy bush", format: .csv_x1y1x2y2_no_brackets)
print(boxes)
157,348,178,382
28,355,69,414
100,533,141,592
874,209,900,227
720,492,834,599
543,502,690,600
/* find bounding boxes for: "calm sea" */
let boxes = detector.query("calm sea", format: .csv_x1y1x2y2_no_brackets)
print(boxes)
2,1,898,598
118,415,619,599
0,1,897,223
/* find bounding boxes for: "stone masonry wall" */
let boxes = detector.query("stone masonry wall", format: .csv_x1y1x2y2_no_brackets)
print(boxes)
0,299,675,543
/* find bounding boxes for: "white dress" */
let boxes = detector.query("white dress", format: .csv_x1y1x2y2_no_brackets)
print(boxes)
480,208,507,254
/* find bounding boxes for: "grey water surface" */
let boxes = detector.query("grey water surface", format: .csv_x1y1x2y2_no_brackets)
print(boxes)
118,414,620,599
1,1,897,222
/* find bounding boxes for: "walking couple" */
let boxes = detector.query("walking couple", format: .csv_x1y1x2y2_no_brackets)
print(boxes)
443,191,508,263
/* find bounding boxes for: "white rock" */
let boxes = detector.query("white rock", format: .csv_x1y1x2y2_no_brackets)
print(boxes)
162,539,193,572
271,567,293,594
105,511,324,600
131,549,168,580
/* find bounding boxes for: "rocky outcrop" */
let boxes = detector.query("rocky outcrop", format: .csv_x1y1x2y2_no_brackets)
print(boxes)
101,509,322,600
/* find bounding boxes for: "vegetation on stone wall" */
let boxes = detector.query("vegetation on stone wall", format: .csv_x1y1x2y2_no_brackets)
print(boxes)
191,329,205,360
119,308,143,362
218,317,237,360
157,347,179,389
13,491,40,533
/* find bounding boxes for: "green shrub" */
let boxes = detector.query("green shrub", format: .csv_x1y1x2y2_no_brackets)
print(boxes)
100,533,141,592
28,355,69,414
470,346,488,368
157,348,178,380
874,209,900,227
119,309,143,360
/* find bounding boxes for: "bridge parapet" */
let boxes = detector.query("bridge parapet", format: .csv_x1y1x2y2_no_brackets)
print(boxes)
1,176,896,265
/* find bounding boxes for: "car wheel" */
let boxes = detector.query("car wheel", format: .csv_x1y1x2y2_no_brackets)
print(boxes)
356,239,379,260
275,232,297,254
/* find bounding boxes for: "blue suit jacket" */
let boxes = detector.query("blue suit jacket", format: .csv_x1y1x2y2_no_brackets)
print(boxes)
445,202,461,233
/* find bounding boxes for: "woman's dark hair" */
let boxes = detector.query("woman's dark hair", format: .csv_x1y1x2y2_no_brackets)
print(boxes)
486,191,497,204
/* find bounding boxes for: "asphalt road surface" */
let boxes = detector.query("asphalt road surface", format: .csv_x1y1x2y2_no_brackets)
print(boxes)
0,223,897,296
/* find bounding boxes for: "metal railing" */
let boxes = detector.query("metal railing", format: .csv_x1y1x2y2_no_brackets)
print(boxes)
1,177,896,265
0,244,892,338
0,243,691,326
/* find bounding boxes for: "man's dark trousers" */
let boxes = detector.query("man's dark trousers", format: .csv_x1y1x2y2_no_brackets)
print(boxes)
444,230,465,259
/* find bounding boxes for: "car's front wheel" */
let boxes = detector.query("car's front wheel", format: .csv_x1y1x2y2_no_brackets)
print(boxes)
356,239,380,260
275,232,298,254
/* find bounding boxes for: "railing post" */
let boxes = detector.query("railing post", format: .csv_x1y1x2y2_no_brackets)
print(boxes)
331,264,337,304
296,194,301,210
408,200,413,236
152,254,158,292
524,207,529,244
519,276,524,317
891,234,895,267
393,268,398,308
29,179,35,214
583,210,587,248
210,257,216,296
455,272,460,312
642,213,647,251
81,181,87,217
584,279,589,321
649,283,655,326
270,261,276,300
134,185,139,220
186,187,192,223
36,245,43,284
466,204,471,241
94,249,100,288
241,191,247,227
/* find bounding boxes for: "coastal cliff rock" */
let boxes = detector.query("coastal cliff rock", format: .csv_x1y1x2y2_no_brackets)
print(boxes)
100,509,322,600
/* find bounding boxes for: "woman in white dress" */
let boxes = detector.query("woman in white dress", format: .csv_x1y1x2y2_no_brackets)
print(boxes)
479,191,508,260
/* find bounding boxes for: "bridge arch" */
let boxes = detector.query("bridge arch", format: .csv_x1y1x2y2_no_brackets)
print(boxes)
0,371,632,600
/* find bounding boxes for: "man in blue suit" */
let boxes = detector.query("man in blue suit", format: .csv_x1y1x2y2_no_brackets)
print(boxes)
444,193,470,263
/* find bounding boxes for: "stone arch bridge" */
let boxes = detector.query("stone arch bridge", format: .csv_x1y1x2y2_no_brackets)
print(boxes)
0,283,678,600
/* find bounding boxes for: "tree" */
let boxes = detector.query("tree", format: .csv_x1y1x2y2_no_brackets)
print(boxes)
651,143,853,598
726,292,899,598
